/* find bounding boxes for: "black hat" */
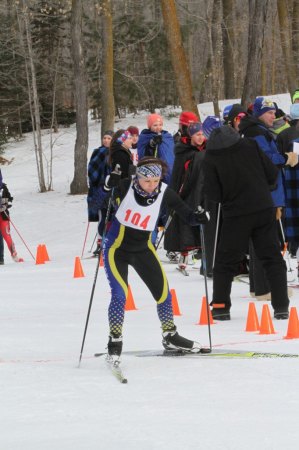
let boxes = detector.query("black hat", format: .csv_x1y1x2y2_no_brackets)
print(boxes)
227,104,247,123
103,130,114,137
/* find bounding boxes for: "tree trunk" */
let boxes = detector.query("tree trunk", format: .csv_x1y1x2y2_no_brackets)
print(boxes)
292,0,299,85
241,0,269,107
22,0,47,192
161,0,198,117
222,0,235,98
101,0,115,136
277,0,297,94
70,0,88,195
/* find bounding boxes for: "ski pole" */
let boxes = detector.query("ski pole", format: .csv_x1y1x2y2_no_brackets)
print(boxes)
88,232,97,253
212,203,221,269
78,190,114,367
81,222,90,258
278,218,293,274
200,224,212,351
3,211,35,261
154,212,174,250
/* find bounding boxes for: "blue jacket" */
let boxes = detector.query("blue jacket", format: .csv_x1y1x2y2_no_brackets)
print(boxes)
239,115,286,207
137,129,174,184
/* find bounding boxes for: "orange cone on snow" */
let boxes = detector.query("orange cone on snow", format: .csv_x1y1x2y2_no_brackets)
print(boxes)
125,285,137,311
259,304,276,335
284,307,299,339
99,253,104,267
245,302,260,332
41,244,50,262
196,296,214,325
35,245,45,265
170,288,182,316
73,256,85,278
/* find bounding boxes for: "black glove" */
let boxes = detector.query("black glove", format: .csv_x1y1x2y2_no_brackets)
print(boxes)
194,206,210,224
104,164,122,190
149,134,162,148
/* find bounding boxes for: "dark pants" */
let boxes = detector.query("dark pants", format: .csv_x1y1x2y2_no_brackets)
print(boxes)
213,208,289,314
249,240,270,295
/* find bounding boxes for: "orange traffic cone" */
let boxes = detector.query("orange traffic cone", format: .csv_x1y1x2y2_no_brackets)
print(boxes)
259,304,276,335
35,245,45,265
245,302,259,332
125,285,137,311
41,244,50,262
99,253,104,267
196,296,214,325
170,288,182,316
284,307,299,339
73,256,85,278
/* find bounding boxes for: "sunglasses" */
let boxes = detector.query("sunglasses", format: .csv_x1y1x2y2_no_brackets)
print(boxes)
261,99,275,108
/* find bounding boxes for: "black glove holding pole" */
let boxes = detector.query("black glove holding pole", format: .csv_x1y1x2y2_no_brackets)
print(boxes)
104,164,122,191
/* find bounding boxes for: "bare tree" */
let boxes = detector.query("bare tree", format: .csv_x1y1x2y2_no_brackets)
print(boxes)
161,0,198,116
241,0,269,107
100,0,115,135
277,0,297,94
70,0,88,195
292,0,299,85
19,0,47,192
222,0,235,98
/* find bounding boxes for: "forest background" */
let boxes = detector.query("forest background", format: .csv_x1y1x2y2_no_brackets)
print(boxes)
0,0,298,193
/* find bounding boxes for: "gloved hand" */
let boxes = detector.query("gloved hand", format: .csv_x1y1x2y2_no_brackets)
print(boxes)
194,206,210,224
149,134,162,148
276,207,282,221
285,152,298,167
104,164,122,190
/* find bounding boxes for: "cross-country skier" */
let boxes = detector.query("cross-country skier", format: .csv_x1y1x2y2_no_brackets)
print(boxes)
100,157,210,361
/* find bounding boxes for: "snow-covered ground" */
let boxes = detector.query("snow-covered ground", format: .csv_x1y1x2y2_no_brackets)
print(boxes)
1,94,299,450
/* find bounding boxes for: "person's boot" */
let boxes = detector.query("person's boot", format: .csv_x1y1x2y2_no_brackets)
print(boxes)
211,304,231,321
107,334,123,363
93,238,102,256
162,327,202,353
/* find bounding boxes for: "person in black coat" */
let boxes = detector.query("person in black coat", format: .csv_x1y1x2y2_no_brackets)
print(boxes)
164,123,205,270
203,126,290,320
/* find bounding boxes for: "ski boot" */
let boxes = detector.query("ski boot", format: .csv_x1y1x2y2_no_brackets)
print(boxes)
106,334,123,364
166,251,179,263
11,252,24,263
93,238,102,257
162,327,202,353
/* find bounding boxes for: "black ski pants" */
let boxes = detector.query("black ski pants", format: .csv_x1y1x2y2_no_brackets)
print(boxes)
212,208,289,314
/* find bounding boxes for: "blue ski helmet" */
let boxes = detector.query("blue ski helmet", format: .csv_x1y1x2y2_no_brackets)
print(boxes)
202,116,223,139
222,104,233,122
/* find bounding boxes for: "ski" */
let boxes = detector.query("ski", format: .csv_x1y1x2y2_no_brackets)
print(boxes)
105,356,128,384
176,267,189,276
95,353,128,383
233,275,249,284
95,349,299,359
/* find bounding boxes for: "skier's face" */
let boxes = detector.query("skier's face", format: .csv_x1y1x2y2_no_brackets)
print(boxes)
150,121,163,134
138,177,160,193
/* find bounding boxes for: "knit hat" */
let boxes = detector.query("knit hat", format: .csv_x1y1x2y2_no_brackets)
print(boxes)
227,104,247,123
179,111,198,126
253,97,276,117
290,104,299,120
103,130,114,137
223,104,233,121
292,89,299,104
202,116,223,139
136,164,162,179
188,122,203,137
147,114,163,129
127,126,139,136
116,130,132,144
